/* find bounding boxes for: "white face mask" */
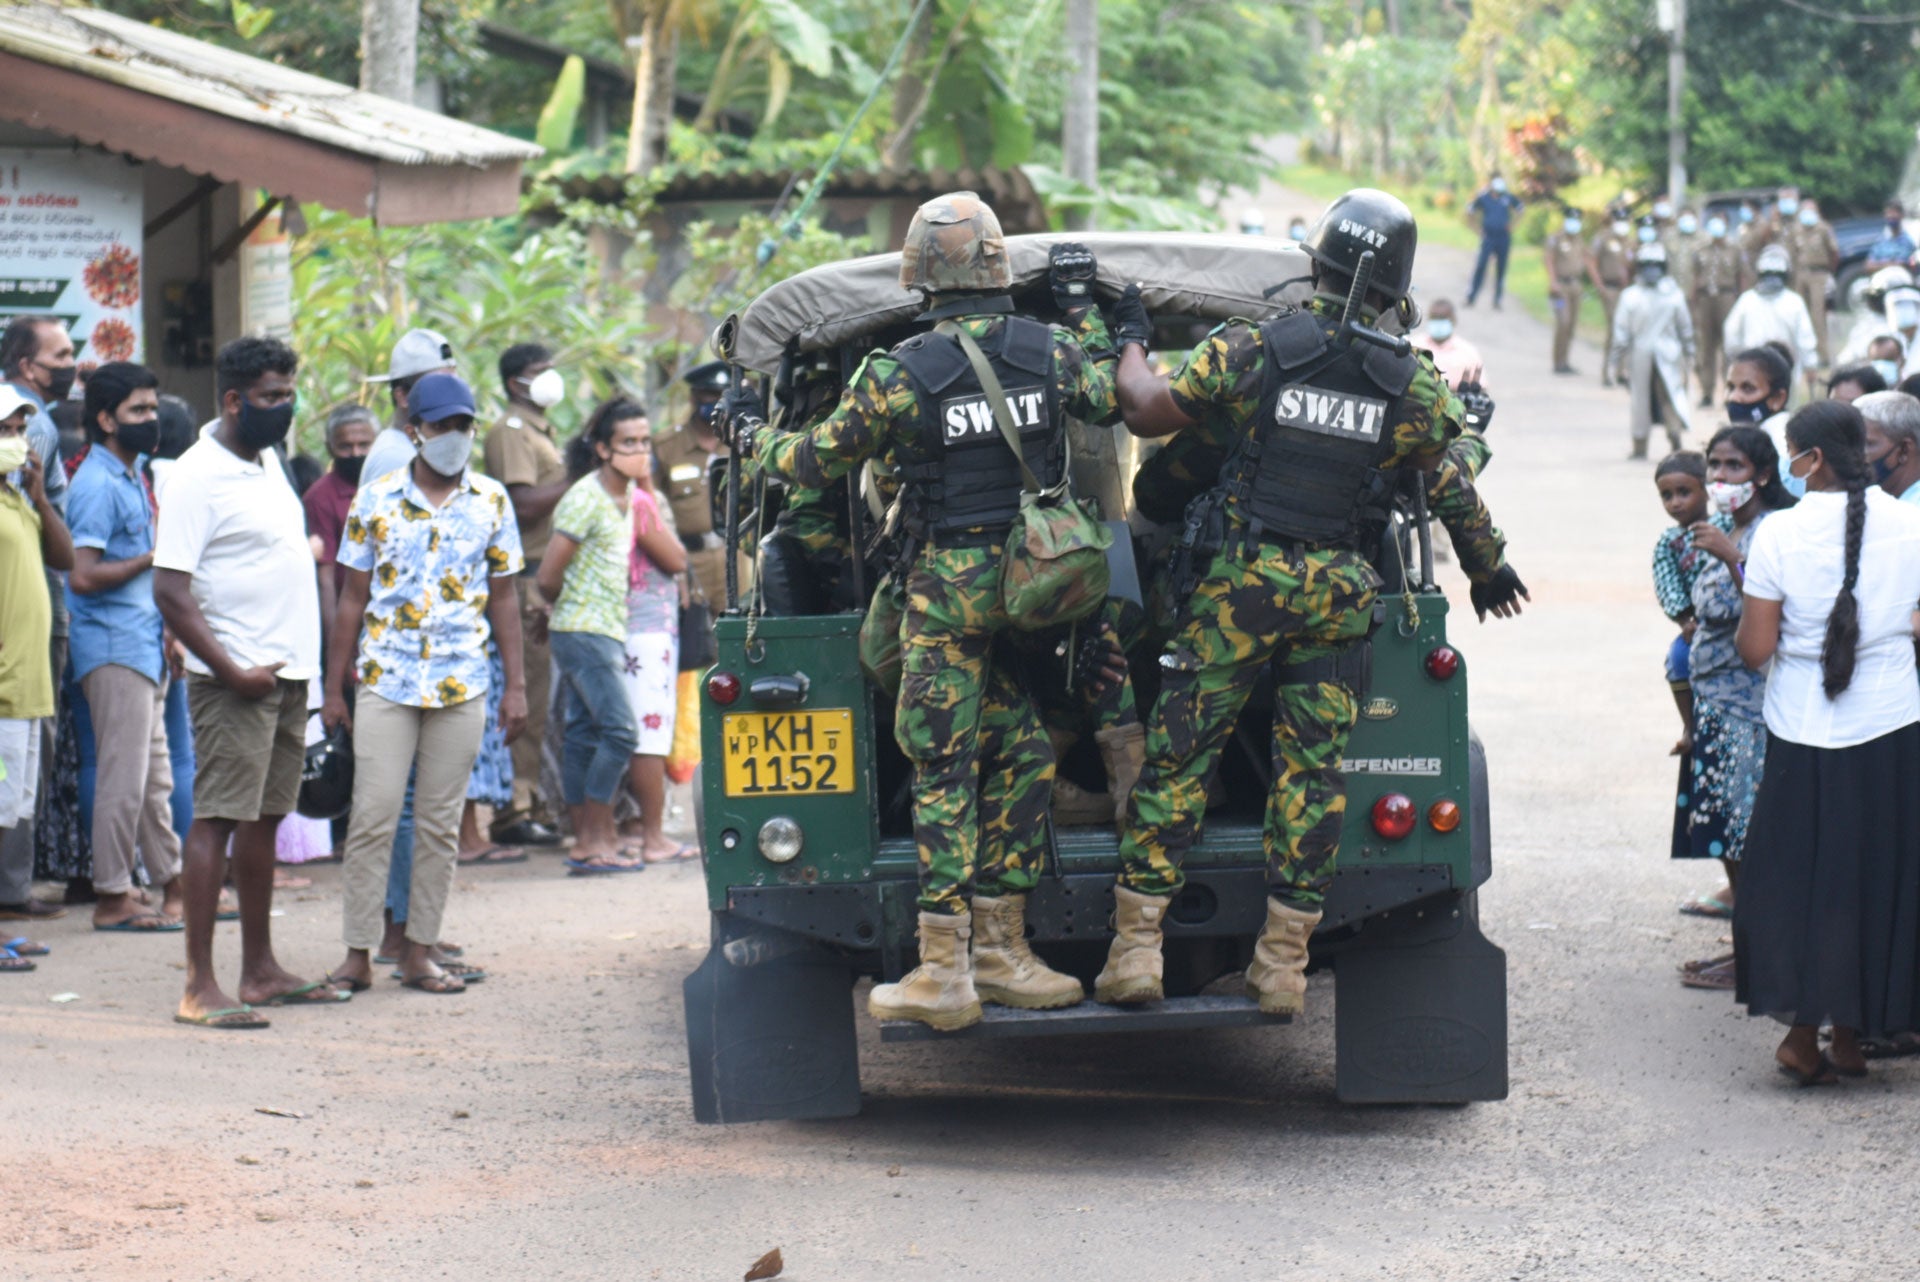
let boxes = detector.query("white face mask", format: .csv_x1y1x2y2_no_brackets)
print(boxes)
1706,480,1755,513
0,434,28,476
525,368,565,409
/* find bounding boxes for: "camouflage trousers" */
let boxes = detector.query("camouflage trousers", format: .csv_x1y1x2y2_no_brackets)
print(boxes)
1118,538,1378,908
897,545,1055,916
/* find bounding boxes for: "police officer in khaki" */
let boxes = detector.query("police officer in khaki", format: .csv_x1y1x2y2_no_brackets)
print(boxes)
481,342,569,846
1691,212,1748,405
1787,197,1840,368
1544,206,1586,375
656,361,748,609
1587,207,1634,387
1663,206,1703,320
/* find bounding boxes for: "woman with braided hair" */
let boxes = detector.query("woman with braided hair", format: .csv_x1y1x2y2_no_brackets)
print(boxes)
1734,400,1920,1084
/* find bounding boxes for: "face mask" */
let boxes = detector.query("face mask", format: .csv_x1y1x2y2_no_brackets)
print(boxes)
1636,225,1658,244
1706,218,1728,238
524,368,565,409
1564,217,1583,235
1798,208,1819,227
1490,178,1507,194
1893,301,1920,329
415,427,472,477
1677,215,1698,235
610,448,652,480
1739,207,1755,224
1653,202,1673,220
1874,359,1902,386
1778,197,1799,216
1725,397,1770,424
1638,266,1663,285
1611,220,1630,238
237,396,295,450
1757,275,1786,297
38,363,76,404
334,454,366,484
0,435,28,476
1872,448,1902,486
114,416,160,457
1780,469,1807,498
1427,319,1455,342
1288,225,1307,241
1706,480,1755,512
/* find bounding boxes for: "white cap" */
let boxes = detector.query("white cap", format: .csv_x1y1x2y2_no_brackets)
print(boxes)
364,327,456,383
0,383,33,424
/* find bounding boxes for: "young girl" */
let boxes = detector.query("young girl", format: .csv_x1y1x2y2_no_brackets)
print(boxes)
537,399,650,874
1723,345,1794,489
1676,424,1796,987
1734,400,1920,1082
613,411,691,862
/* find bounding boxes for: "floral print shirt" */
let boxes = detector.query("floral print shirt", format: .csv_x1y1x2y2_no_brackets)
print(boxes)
338,466,523,708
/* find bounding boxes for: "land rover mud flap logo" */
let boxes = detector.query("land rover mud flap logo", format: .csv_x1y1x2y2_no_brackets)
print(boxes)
1360,696,1399,721
1354,1015,1491,1086
715,1034,849,1107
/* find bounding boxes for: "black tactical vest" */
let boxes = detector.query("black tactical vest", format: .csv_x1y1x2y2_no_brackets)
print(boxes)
1226,309,1418,548
892,317,1064,540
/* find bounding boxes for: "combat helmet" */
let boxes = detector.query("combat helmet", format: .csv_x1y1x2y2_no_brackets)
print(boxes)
1300,188,1418,301
1635,242,1669,272
1754,244,1792,278
899,191,1012,294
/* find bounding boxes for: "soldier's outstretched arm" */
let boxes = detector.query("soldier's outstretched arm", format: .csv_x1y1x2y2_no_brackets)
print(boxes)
1116,344,1194,437
751,351,894,489
1425,454,1506,584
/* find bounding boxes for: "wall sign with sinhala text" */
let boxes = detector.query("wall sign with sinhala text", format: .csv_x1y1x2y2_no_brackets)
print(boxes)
0,150,144,363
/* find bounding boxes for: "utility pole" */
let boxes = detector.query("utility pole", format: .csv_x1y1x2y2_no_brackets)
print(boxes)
1063,0,1099,232
359,0,420,103
1658,0,1687,205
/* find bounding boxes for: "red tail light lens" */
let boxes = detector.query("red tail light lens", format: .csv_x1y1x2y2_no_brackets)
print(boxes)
1371,793,1417,840
706,671,741,705
1427,799,1462,833
1425,646,1460,681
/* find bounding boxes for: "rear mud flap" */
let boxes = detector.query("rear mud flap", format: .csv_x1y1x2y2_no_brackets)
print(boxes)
1333,894,1508,1104
683,918,861,1123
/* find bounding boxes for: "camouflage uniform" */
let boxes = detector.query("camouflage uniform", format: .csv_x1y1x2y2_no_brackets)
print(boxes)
756,309,1117,915
1118,297,1463,908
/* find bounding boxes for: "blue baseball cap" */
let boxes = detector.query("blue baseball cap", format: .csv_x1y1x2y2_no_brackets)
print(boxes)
407,373,477,424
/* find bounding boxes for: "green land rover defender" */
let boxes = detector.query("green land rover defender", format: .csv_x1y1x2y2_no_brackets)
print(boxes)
682,232,1507,1122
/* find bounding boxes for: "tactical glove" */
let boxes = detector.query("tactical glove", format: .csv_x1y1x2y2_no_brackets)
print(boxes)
1109,282,1153,351
717,384,768,451
1470,564,1529,622
1048,241,1099,313
1456,380,1494,434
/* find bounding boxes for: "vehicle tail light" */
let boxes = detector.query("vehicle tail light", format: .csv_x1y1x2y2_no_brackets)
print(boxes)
706,671,741,705
758,816,803,863
1427,799,1462,833
1371,793,1416,840
1425,645,1460,681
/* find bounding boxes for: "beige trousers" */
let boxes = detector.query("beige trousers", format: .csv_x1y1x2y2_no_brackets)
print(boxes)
342,692,485,951
506,574,552,822
81,664,182,896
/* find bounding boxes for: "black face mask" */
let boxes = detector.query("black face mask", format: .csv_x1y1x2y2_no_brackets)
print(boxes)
334,454,366,484
115,416,160,456
237,395,296,450
1724,397,1770,424
41,363,76,403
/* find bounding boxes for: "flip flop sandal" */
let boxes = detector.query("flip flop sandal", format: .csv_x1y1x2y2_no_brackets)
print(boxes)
273,873,315,890
398,973,466,995
1677,952,1735,974
324,971,374,994
3,936,49,956
174,1006,271,1030
0,947,36,973
391,961,486,984
1861,1034,1920,1060
1777,1054,1840,1087
641,843,699,864
1678,892,1734,919
456,846,528,866
1679,957,1736,990
93,913,185,933
565,858,645,876
373,942,467,965
258,980,353,1007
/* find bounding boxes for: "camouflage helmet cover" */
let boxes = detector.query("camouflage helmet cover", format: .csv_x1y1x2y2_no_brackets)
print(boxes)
899,191,1013,293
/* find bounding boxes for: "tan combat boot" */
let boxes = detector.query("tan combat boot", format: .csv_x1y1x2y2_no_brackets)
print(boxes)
1094,723,1146,826
971,893,1084,1009
1051,776,1118,826
1094,885,1169,1004
1244,897,1323,1015
868,912,984,1031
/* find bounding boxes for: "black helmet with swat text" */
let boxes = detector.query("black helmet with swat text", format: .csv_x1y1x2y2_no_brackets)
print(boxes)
1300,188,1418,303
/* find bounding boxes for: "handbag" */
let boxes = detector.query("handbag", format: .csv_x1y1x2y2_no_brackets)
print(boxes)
678,574,719,672
944,324,1112,630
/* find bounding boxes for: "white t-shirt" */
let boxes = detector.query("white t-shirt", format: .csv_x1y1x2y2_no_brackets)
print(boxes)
152,433,322,680
1743,487,1920,748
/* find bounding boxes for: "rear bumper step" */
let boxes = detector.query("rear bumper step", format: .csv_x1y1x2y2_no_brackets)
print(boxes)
879,994,1290,1042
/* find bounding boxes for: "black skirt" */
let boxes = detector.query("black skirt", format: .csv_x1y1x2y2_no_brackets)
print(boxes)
1735,723,1920,1036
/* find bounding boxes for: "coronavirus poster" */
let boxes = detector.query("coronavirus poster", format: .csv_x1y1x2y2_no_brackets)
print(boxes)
0,149,144,363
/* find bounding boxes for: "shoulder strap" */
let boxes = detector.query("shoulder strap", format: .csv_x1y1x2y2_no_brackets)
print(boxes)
940,321,1046,495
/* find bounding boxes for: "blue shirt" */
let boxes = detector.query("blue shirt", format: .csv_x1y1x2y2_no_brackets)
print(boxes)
1869,231,1915,265
1470,191,1522,235
337,465,523,708
64,447,164,684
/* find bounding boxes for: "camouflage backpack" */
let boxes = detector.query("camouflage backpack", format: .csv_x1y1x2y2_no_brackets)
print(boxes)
943,324,1112,630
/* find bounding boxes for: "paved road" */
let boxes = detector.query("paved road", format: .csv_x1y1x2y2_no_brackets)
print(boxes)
8,207,1917,1281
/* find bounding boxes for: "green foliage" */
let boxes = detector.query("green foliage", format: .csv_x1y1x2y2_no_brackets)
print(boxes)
668,211,874,345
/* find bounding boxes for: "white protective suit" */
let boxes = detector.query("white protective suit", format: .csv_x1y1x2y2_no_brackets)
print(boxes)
1723,281,1821,391
1609,274,1696,448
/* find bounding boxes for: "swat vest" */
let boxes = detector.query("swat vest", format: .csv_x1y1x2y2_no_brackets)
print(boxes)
1227,309,1418,548
892,316,1064,541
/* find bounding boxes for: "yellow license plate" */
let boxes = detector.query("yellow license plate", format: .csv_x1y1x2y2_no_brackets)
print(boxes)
721,709,855,797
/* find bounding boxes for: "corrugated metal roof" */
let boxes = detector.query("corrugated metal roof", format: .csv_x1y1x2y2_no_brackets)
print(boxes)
0,5,542,169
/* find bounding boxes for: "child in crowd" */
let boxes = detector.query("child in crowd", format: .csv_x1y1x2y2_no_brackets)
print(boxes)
1651,452,1728,763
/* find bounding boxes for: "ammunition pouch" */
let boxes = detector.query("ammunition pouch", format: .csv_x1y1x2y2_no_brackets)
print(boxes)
1273,636,1374,700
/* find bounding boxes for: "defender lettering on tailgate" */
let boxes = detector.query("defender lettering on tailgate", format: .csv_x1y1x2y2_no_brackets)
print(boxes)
1275,386,1388,442
1342,755,1443,777
941,385,1047,443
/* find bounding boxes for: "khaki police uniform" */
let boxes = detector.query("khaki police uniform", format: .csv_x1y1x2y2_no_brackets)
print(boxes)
1692,239,1747,396
482,405,567,824
1545,231,1586,370
1588,231,1634,385
656,423,749,609
1787,219,1841,366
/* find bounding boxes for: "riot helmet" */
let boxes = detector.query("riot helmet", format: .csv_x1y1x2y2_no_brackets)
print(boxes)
899,191,1013,295
1865,265,1915,313
1299,188,1417,303
1635,243,1669,281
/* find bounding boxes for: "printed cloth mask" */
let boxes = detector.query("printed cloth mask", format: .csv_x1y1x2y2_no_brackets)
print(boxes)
1706,480,1755,512
1427,318,1455,342
416,428,472,477
525,368,565,409
0,435,29,475
1724,397,1770,424
238,396,295,450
